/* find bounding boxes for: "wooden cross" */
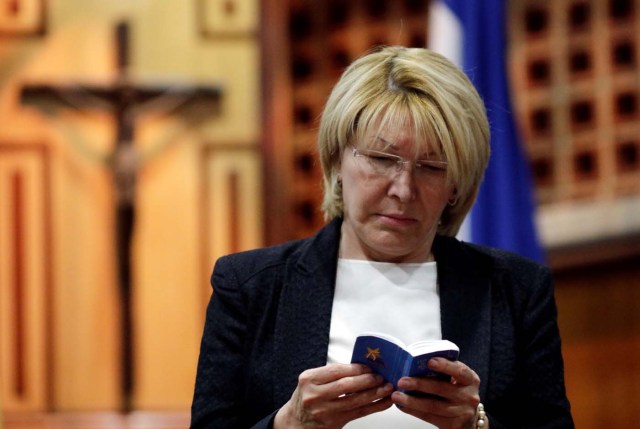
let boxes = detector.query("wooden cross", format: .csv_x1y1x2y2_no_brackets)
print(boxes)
20,21,222,412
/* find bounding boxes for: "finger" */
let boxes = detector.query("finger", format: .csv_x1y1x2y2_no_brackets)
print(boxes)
343,395,394,422
398,375,479,405
300,363,372,386
333,382,394,412
323,372,387,399
397,376,449,399
429,358,480,387
405,412,473,429
392,387,480,426
391,390,463,419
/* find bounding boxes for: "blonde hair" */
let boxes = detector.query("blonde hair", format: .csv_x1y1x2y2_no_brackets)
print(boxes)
318,46,491,236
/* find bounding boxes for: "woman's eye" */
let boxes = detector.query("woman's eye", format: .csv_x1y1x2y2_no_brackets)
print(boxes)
369,155,396,164
416,162,446,172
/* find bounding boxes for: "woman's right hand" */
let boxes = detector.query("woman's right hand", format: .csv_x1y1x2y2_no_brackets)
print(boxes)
274,363,394,429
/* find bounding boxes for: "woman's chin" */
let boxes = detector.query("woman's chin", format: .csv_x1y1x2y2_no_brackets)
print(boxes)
367,239,427,263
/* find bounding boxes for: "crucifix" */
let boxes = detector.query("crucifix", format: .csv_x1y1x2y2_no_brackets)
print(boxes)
20,21,222,412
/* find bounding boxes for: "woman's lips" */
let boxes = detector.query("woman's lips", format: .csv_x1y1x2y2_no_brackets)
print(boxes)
378,213,416,226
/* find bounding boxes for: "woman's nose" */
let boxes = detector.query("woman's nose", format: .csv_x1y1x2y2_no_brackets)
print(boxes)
388,168,416,202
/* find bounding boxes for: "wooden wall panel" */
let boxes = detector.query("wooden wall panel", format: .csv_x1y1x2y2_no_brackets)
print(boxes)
0,144,51,411
198,0,258,38
43,121,121,411
554,257,640,428
0,0,46,36
201,144,264,281
132,136,205,409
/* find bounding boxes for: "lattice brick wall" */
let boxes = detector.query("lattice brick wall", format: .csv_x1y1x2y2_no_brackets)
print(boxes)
510,0,640,205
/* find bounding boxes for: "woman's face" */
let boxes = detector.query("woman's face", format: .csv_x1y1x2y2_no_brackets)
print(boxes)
338,121,455,263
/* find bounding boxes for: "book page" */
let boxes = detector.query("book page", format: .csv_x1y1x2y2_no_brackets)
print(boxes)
406,339,459,357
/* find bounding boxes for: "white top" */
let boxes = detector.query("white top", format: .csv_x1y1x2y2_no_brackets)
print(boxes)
327,259,441,429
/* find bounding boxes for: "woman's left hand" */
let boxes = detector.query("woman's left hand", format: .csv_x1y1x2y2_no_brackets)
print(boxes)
390,357,482,429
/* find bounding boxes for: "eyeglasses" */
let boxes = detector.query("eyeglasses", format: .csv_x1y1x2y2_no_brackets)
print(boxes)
351,146,448,180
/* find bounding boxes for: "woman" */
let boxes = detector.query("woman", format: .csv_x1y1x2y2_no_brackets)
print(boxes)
191,46,573,429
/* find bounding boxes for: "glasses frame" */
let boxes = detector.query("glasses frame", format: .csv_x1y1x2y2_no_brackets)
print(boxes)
350,146,448,177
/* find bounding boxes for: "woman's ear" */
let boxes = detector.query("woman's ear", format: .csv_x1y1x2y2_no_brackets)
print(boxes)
335,160,343,184
448,188,458,206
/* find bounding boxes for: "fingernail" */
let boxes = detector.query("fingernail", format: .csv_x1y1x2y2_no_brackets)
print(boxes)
391,391,406,403
429,358,443,369
396,378,409,390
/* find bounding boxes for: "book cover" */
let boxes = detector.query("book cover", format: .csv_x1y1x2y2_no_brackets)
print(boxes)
350,332,459,390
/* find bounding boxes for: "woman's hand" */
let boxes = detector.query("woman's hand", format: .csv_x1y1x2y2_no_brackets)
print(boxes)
391,358,483,429
274,363,394,429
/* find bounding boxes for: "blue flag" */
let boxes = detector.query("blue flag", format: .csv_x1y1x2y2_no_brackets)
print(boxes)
429,0,545,262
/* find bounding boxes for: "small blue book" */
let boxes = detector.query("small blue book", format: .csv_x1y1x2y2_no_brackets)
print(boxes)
350,332,459,390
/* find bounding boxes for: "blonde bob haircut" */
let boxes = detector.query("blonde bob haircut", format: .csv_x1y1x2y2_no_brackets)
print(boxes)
318,46,491,236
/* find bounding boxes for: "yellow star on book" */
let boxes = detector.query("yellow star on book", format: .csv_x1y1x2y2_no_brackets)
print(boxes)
365,347,381,361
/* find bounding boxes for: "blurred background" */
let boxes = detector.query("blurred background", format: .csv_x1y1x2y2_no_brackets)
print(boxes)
0,0,639,428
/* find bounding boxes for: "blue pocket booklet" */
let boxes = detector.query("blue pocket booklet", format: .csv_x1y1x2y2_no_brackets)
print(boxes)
350,332,459,389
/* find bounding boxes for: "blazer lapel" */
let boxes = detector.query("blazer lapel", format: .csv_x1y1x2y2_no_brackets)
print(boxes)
272,219,341,405
434,236,492,399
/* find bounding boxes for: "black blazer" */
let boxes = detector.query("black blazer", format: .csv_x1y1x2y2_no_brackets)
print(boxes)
191,218,573,429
